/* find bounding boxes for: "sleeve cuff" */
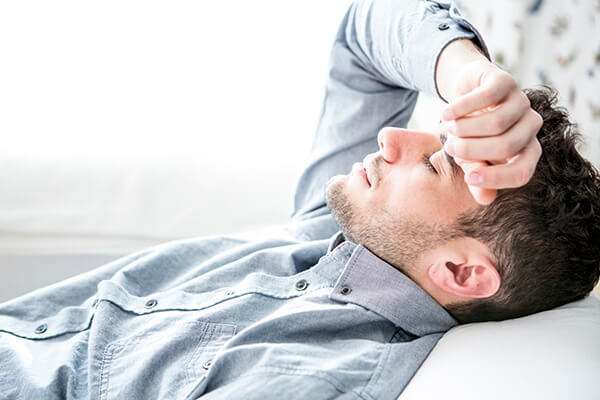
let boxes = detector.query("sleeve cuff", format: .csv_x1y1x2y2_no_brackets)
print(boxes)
404,1,491,102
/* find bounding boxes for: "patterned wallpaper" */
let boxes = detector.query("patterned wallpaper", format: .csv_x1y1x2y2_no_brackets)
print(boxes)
457,0,600,166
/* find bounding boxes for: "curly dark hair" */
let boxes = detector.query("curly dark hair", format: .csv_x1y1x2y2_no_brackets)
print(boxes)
447,86,600,323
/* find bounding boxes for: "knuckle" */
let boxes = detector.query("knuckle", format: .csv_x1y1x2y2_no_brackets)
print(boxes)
493,71,514,91
501,72,517,89
489,138,510,159
490,114,505,132
482,89,495,105
498,140,513,158
508,138,522,157
518,166,532,186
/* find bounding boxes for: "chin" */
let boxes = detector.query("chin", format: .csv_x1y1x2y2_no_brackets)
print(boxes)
326,174,347,188
325,174,360,241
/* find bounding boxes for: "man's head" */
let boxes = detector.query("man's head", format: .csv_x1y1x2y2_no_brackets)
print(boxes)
325,86,600,323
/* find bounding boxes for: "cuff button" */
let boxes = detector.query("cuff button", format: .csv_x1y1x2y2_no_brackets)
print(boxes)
438,22,450,30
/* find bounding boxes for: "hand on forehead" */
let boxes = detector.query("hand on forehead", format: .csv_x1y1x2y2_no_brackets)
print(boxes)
434,62,543,205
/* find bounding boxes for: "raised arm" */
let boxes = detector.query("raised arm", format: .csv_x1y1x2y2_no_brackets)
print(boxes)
292,0,490,219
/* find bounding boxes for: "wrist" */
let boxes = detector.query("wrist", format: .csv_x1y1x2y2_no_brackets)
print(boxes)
435,39,488,103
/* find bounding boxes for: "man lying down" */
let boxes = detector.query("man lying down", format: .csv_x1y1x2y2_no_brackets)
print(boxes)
1,1,599,399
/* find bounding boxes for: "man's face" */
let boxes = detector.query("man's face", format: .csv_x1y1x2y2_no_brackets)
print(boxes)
326,127,479,275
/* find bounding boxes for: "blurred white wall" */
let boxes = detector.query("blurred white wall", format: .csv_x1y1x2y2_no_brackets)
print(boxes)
1,1,349,158
0,1,353,251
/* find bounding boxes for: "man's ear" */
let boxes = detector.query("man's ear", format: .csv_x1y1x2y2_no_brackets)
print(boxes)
426,239,501,299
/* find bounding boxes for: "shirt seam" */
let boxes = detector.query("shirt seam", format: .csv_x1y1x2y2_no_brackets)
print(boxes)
2,287,327,340
0,316,95,341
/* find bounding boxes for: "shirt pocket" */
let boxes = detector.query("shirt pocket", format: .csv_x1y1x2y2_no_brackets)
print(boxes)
98,320,235,400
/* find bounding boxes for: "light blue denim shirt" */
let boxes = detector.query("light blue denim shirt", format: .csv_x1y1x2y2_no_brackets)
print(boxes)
0,1,489,399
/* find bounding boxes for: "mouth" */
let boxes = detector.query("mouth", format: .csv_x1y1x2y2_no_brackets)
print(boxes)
363,165,371,186
352,162,371,186
364,155,380,187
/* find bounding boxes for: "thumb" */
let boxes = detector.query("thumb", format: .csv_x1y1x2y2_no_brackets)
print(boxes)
457,159,497,205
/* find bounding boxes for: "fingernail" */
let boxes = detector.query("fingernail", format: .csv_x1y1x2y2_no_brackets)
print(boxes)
442,108,455,121
467,171,483,185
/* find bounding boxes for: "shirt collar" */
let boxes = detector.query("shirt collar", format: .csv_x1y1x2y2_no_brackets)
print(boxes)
329,243,458,336
327,231,347,252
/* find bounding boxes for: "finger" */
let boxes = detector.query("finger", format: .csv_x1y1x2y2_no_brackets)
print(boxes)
469,186,497,205
462,137,542,189
447,90,530,138
444,108,542,160
442,72,516,120
457,160,497,205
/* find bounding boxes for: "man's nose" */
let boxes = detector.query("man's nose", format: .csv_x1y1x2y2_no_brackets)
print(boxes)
377,127,437,163
377,127,403,163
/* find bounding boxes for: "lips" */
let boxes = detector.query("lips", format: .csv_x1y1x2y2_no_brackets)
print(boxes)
352,162,371,186
362,165,371,186
364,156,378,187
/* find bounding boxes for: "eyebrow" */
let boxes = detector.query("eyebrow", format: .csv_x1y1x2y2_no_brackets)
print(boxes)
438,132,462,178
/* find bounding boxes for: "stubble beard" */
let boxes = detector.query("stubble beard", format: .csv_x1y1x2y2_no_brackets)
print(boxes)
325,176,360,243
325,175,453,276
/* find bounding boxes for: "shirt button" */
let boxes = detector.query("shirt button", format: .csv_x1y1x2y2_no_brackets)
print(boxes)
34,324,48,334
340,286,352,295
438,22,450,31
295,279,309,291
145,299,158,309
202,360,212,370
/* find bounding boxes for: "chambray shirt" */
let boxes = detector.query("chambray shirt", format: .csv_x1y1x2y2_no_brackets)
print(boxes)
0,1,489,399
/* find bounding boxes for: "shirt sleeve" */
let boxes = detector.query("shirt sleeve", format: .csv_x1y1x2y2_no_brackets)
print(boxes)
292,0,490,221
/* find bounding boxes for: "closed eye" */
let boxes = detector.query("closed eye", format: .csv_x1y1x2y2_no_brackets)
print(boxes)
423,154,438,175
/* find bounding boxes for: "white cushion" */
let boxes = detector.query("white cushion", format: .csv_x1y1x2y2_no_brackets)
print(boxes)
400,294,600,400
